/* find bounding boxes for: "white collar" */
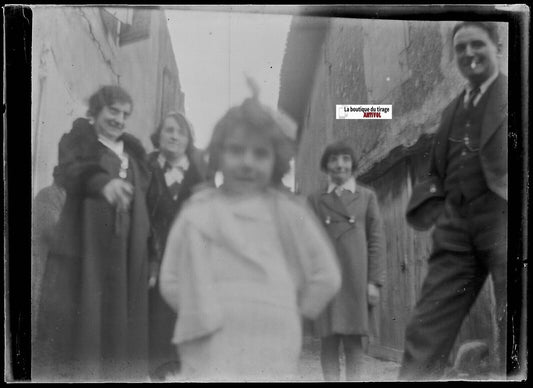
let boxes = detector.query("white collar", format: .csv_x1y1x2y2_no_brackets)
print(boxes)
327,176,356,194
98,135,124,158
158,153,190,171
464,71,499,104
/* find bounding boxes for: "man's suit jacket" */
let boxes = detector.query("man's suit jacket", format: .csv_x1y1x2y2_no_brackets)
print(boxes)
406,73,508,230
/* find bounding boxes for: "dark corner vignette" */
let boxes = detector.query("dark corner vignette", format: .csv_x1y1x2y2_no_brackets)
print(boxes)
6,5,33,381
10,3,530,382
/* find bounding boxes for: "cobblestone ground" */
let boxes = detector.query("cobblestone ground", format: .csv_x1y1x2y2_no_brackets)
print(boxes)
163,334,401,382
294,334,401,382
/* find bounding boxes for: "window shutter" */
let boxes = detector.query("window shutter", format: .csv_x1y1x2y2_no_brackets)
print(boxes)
119,9,151,46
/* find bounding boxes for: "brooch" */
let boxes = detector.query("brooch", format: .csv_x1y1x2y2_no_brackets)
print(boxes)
325,216,331,225
119,155,129,179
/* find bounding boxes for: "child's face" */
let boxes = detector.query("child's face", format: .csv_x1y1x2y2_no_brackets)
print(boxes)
326,153,353,185
220,126,275,194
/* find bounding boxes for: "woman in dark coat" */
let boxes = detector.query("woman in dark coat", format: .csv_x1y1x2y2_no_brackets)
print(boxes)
146,111,206,380
34,86,152,382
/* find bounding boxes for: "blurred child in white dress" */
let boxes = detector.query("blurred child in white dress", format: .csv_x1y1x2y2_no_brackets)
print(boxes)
159,82,341,381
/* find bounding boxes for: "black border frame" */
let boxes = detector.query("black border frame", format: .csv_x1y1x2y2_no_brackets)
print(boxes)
5,3,528,381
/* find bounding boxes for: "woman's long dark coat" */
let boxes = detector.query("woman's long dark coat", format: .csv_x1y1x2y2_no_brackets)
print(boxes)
145,150,205,375
34,118,151,382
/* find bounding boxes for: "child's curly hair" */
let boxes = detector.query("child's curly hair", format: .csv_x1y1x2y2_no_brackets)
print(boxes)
207,96,295,185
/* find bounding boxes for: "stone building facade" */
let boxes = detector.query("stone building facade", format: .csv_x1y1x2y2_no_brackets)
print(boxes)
31,6,184,196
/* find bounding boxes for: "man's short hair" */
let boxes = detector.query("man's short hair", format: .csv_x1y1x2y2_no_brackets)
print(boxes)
319,140,358,172
86,85,133,118
452,21,501,45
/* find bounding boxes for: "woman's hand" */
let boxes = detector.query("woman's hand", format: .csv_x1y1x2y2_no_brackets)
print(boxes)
102,178,134,212
368,283,381,307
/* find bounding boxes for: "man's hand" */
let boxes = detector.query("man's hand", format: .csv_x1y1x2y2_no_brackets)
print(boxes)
368,283,380,307
102,178,134,212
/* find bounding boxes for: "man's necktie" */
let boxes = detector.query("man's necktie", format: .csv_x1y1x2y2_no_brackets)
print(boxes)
334,185,344,197
466,87,481,110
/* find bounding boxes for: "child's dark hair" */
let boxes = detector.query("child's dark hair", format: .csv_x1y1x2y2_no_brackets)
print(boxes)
319,141,358,172
86,85,133,118
207,97,294,184
151,111,195,157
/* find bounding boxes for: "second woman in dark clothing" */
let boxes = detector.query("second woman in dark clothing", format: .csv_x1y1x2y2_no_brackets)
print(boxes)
146,111,206,380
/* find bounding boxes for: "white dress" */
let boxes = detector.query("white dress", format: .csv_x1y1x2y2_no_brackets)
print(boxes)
159,188,341,381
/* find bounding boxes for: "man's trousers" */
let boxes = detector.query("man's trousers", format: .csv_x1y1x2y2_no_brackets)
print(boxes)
399,191,507,380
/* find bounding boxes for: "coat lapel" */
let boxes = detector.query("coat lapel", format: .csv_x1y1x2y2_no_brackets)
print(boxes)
481,73,507,148
340,188,359,209
123,134,150,193
321,191,350,218
341,189,360,216
434,94,462,178
180,160,203,198
319,191,355,240
434,73,507,178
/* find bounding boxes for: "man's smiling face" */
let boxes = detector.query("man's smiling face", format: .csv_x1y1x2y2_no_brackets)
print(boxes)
453,25,500,86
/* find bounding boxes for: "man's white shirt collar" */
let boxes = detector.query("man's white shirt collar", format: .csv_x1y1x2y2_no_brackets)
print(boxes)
327,176,357,194
464,70,499,106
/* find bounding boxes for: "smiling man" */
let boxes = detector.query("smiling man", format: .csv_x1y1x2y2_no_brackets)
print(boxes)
308,141,385,382
400,22,508,380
